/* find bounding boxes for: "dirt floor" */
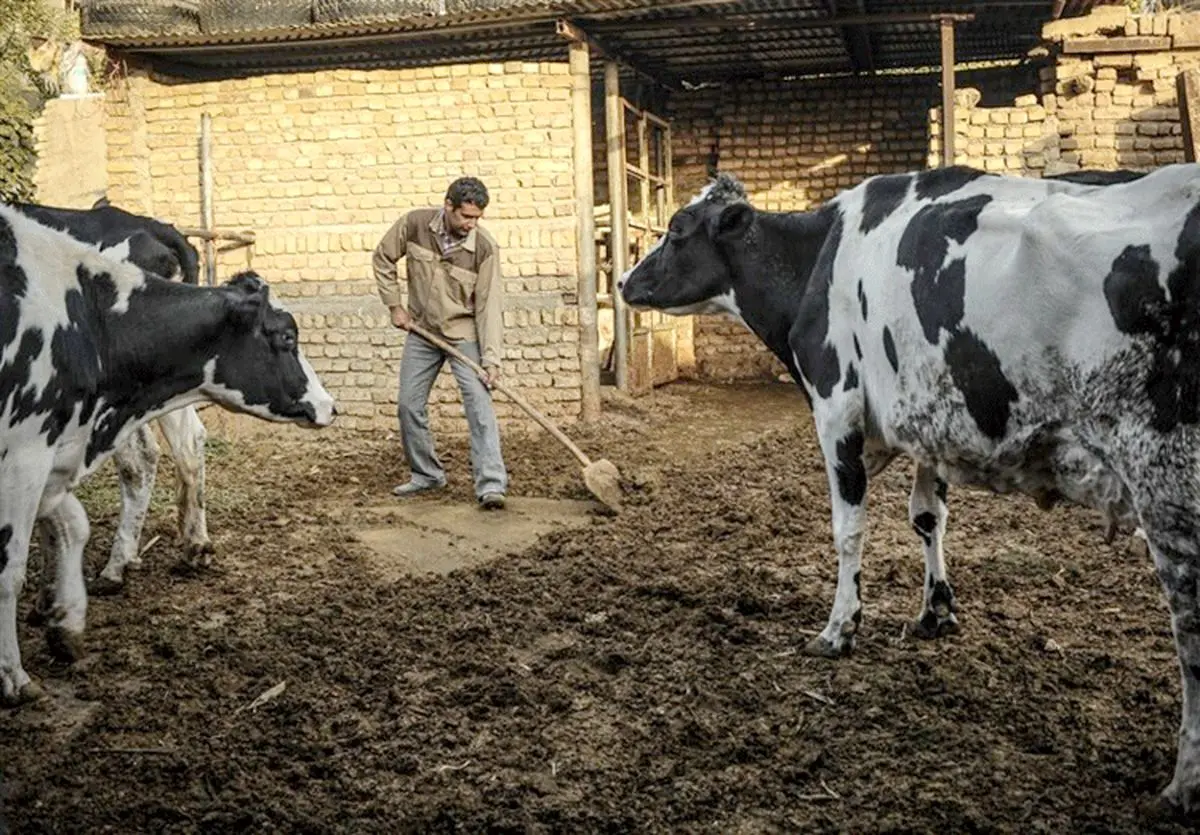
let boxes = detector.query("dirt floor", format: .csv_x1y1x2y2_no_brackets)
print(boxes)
2,379,1197,833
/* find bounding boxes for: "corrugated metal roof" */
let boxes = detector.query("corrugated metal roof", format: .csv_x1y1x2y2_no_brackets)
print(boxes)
80,0,1125,85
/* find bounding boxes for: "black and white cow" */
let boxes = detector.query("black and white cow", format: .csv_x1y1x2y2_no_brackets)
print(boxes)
619,165,1200,811
11,202,214,593
0,204,335,704
12,200,200,285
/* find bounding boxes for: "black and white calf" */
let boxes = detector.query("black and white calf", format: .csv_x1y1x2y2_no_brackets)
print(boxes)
0,205,335,704
619,165,1200,812
12,202,213,591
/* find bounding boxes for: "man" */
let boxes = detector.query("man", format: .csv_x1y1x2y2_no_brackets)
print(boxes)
373,176,508,510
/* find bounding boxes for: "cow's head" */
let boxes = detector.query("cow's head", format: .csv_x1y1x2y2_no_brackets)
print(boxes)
204,272,336,427
618,173,753,317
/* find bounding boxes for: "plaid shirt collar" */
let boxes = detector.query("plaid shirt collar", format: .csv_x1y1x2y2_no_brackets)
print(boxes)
431,209,477,256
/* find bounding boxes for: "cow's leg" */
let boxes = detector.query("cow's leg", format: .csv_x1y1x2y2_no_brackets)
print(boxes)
908,464,958,639
28,517,59,627
94,423,160,595
805,409,869,659
1135,490,1200,813
0,454,51,704
36,491,90,663
157,407,212,566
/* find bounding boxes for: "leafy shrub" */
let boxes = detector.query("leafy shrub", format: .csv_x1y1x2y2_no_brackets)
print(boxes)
0,0,80,202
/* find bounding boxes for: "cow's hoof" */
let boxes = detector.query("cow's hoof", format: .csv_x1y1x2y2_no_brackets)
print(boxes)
46,627,85,664
804,634,854,658
1145,790,1193,823
1130,536,1151,560
183,541,215,568
909,611,960,640
20,680,46,703
1159,777,1200,819
2,680,45,707
89,575,126,597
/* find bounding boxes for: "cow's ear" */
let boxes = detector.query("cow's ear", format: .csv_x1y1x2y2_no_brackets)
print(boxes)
222,272,268,325
712,203,754,242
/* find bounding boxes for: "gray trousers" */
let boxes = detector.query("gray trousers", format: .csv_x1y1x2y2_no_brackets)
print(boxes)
398,330,507,498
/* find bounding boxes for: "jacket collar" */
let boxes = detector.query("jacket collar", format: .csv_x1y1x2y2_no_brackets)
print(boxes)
430,209,477,253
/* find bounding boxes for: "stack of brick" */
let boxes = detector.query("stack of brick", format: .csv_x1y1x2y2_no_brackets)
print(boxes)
103,61,582,431
928,90,1051,173
929,6,1200,179
1038,8,1199,175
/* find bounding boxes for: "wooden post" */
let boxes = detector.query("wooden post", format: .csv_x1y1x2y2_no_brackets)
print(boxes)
1179,70,1200,163
605,61,630,392
939,16,956,167
200,112,216,286
638,112,652,248
570,39,600,422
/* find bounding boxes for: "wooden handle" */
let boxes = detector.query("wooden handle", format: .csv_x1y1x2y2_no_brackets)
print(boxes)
404,323,594,468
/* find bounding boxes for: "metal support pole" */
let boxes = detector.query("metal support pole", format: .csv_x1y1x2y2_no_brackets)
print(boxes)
570,39,601,421
939,16,956,168
605,61,629,392
200,112,216,285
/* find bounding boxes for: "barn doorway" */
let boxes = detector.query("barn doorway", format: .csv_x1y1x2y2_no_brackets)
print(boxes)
597,75,694,395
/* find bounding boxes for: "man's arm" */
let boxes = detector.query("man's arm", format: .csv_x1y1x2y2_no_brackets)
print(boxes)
474,249,504,377
373,215,411,328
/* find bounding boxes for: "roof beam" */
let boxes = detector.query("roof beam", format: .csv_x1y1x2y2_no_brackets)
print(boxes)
556,18,681,90
580,11,977,37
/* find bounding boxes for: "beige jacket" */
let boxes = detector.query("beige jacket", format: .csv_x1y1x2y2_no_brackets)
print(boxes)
373,207,504,368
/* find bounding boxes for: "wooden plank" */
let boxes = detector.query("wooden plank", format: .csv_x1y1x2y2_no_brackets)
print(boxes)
940,17,955,167
200,113,216,286
643,111,670,130
604,61,630,393
177,226,255,244
1062,35,1170,54
569,38,600,421
1178,70,1200,164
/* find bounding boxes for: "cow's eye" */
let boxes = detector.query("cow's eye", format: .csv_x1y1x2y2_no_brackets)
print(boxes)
271,330,297,351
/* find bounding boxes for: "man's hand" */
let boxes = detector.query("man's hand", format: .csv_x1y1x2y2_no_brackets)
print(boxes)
482,365,502,390
390,306,411,330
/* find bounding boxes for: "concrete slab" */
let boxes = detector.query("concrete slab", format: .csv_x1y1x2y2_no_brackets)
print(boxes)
355,496,598,580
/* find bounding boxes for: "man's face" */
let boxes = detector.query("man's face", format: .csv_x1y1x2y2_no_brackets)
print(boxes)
444,200,483,237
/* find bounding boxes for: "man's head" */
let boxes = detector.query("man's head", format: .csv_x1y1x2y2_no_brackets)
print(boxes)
443,176,490,237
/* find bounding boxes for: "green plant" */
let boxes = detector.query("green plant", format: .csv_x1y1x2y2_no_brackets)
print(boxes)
0,63,35,202
0,0,79,201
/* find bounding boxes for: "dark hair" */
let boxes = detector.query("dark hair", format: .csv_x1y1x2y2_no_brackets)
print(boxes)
445,176,490,210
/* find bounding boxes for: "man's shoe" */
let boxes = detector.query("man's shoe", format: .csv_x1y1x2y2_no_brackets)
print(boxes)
392,480,445,497
479,492,506,510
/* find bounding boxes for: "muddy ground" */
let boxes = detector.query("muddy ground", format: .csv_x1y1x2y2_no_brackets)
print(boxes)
1,380,1195,833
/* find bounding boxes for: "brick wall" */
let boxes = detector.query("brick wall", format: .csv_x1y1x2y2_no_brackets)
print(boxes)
934,8,1200,175
102,61,580,432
